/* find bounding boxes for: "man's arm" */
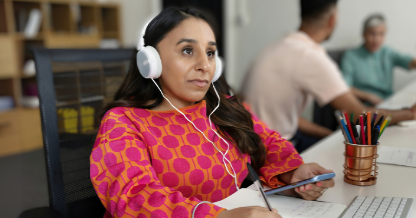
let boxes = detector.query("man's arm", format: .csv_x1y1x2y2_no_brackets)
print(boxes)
330,91,415,124
350,87,383,106
298,117,333,138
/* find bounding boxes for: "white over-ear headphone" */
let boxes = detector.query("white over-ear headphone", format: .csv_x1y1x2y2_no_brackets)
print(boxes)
136,21,223,81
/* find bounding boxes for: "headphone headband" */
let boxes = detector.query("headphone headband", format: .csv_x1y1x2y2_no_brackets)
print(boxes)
136,18,222,82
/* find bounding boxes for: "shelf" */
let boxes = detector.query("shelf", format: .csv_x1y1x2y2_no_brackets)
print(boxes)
12,1,43,33
78,4,98,35
14,32,44,40
50,2,71,33
0,0,122,158
0,1,7,33
100,5,119,36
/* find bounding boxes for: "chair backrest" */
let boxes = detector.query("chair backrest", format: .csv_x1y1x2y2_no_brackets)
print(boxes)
33,49,135,218
312,49,346,131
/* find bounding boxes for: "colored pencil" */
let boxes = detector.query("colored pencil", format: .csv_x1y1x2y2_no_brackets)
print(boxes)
350,112,354,124
340,116,353,143
379,115,392,139
360,115,366,145
344,112,356,144
367,112,371,145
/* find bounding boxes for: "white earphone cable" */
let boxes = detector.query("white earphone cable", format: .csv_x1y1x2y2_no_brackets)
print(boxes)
208,83,239,190
151,79,239,191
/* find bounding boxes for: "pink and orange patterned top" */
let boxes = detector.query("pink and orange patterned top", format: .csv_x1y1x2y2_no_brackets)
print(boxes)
90,100,303,218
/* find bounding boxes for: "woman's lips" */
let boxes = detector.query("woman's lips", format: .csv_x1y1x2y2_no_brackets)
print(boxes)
189,79,208,88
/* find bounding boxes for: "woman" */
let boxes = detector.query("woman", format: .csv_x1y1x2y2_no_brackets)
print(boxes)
341,14,416,104
90,7,334,218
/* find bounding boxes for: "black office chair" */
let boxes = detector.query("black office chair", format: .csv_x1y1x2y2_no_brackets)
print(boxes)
20,49,136,218
312,49,346,131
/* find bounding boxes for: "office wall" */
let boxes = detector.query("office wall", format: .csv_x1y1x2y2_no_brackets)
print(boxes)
110,0,161,48
226,0,416,93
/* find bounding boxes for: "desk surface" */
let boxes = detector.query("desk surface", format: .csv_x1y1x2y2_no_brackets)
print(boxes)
301,80,416,215
378,80,416,110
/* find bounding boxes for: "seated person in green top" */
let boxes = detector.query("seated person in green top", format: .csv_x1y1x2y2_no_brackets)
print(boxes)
340,14,416,105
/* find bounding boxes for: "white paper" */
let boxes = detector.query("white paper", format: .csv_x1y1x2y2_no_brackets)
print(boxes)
214,188,346,218
378,146,416,167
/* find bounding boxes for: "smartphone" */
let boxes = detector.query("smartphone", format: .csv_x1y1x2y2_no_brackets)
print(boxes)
264,172,335,195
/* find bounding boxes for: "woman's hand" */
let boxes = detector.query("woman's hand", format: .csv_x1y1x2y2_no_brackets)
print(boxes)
217,206,282,218
291,163,335,200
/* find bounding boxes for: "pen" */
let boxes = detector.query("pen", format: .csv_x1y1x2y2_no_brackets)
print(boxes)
371,128,379,145
351,121,359,143
371,111,378,128
353,124,360,143
246,163,272,211
375,115,384,129
375,125,380,143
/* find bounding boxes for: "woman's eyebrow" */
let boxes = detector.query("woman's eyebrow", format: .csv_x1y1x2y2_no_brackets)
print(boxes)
176,38,217,46
177,38,197,45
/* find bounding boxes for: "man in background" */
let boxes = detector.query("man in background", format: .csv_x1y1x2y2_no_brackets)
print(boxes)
341,14,416,105
242,0,416,153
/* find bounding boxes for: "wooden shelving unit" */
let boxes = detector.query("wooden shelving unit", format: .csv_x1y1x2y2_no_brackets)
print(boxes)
0,0,122,157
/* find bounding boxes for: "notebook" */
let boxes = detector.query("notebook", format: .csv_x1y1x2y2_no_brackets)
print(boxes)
214,187,346,218
377,146,416,168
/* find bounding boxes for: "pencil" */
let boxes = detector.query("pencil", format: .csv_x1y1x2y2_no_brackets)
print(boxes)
379,115,392,139
340,116,353,143
350,112,354,123
344,112,356,144
367,111,371,145
360,115,366,145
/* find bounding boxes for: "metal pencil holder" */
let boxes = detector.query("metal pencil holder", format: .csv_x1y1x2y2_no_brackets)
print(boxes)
343,141,379,186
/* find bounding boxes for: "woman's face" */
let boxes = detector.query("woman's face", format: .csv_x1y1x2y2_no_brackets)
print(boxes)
156,18,217,106
363,24,386,53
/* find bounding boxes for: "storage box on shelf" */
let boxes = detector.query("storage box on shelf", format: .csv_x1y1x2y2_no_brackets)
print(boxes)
0,0,122,158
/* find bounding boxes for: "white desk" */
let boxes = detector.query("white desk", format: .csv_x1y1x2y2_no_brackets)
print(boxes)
377,79,416,110
301,79,416,215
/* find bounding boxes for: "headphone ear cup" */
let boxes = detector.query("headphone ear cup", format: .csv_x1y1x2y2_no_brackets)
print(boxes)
212,54,223,82
136,46,162,79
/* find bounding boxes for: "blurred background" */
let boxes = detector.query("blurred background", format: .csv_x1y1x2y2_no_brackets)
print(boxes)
1,0,416,217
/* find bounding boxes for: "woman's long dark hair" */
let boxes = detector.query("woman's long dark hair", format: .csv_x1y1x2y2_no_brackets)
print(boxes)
103,7,266,172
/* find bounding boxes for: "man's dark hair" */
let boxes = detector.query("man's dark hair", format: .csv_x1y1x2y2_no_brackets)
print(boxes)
300,0,338,21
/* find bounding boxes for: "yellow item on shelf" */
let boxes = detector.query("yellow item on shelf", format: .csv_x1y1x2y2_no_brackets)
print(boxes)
80,106,94,133
57,108,78,133
57,106,95,134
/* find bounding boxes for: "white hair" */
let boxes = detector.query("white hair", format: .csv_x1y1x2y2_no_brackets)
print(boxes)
363,14,385,33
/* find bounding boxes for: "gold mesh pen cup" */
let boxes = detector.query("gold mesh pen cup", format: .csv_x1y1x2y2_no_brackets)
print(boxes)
343,141,379,186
